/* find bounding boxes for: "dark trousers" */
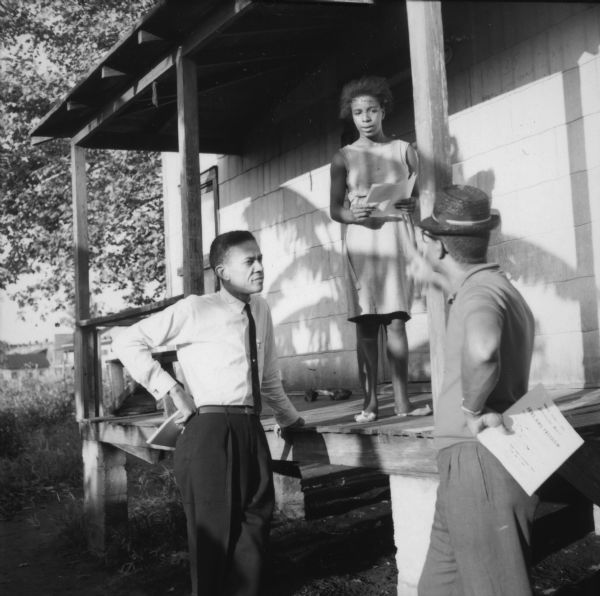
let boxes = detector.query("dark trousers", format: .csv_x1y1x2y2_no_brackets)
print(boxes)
174,412,274,596
418,442,539,596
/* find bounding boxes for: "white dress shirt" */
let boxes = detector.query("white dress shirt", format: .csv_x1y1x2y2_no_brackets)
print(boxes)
113,288,301,427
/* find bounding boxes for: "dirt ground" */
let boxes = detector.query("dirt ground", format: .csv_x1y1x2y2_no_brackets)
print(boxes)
1,493,600,596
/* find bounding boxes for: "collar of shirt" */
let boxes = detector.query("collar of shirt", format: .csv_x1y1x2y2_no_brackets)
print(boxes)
219,286,252,314
448,262,500,304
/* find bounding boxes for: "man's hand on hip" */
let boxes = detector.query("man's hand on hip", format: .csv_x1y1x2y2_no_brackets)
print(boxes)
463,408,509,436
168,384,196,425
276,416,305,440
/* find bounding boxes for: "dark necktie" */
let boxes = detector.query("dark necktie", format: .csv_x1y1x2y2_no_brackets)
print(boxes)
244,303,262,415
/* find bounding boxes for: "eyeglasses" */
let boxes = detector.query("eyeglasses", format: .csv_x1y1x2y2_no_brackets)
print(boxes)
420,229,448,258
420,229,438,243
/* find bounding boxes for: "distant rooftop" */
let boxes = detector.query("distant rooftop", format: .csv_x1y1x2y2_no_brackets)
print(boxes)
3,349,50,370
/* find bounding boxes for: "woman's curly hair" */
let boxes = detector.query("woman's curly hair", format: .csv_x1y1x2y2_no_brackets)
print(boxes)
339,76,393,120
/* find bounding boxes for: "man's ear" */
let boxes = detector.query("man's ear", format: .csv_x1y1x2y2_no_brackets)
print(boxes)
381,108,386,121
437,239,448,260
215,263,227,281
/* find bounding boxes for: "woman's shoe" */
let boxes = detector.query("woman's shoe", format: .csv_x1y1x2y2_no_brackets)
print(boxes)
354,410,377,423
396,404,433,418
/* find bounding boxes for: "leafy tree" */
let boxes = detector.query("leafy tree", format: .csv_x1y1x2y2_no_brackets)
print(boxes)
0,0,164,318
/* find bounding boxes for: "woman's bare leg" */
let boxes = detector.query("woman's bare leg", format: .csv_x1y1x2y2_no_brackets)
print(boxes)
356,320,380,416
386,319,411,415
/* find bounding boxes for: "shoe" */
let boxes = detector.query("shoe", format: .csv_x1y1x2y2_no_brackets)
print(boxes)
396,404,433,418
331,389,352,401
304,389,318,402
354,410,377,423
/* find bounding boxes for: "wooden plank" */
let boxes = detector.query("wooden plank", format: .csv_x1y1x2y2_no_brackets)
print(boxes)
71,144,97,420
101,66,126,79
78,386,600,483
112,444,162,464
262,0,373,4
78,295,183,328
194,51,321,69
67,100,88,111
137,29,165,44
71,0,256,147
176,49,204,296
558,440,600,507
81,131,241,154
31,0,168,137
405,0,452,405
265,427,438,477
82,419,159,446
30,136,53,146
180,0,254,57
82,440,128,555
71,52,177,145
71,145,89,320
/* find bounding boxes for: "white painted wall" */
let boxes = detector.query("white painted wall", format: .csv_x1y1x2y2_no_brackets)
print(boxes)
446,2,600,386
162,2,600,391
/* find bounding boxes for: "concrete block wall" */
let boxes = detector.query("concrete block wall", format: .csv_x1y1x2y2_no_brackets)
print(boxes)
216,73,430,390
445,2,600,386
217,123,361,389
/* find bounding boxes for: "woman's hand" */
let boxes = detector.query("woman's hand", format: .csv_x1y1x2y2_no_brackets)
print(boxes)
349,202,384,229
394,197,416,215
350,201,375,222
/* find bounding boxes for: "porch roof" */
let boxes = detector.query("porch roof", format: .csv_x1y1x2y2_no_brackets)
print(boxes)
31,0,392,154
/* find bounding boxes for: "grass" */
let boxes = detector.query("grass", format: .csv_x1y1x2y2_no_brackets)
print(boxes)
0,377,81,519
111,455,188,573
0,375,189,577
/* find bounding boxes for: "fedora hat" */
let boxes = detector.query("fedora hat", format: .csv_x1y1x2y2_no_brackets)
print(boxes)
419,185,500,236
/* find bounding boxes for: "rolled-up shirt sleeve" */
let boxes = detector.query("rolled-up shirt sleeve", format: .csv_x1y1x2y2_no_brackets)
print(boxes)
113,299,191,400
260,304,301,428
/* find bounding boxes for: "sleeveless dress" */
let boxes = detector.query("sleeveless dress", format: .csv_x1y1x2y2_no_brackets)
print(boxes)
341,139,415,321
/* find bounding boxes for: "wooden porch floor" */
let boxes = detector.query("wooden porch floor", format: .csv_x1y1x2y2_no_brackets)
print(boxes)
80,385,600,479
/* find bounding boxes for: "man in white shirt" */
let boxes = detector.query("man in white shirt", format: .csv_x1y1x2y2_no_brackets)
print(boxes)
114,230,304,596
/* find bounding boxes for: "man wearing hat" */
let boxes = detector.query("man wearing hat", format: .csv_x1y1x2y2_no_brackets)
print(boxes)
404,185,538,596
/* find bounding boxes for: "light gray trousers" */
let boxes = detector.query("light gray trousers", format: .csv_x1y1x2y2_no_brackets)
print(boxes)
418,442,539,596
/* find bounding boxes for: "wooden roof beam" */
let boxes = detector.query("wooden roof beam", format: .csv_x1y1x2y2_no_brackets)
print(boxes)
71,52,176,145
217,24,342,38
71,0,255,147
101,66,127,79
30,0,168,137
196,64,289,94
195,52,319,69
67,100,89,111
137,29,166,44
31,136,53,146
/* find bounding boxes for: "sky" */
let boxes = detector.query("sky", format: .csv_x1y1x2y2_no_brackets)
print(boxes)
0,290,72,345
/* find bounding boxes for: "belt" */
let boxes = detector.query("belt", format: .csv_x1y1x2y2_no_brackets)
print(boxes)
196,405,257,415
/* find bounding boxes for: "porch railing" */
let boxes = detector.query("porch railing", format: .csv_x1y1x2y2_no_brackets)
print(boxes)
74,295,183,422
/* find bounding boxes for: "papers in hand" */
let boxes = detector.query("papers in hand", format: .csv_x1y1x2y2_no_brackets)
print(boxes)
146,411,182,450
477,384,584,496
365,175,416,219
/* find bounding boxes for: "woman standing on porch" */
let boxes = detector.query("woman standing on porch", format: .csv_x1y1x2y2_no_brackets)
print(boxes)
330,75,426,423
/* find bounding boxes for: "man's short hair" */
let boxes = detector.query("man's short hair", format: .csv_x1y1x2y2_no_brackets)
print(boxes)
442,233,490,265
209,230,256,270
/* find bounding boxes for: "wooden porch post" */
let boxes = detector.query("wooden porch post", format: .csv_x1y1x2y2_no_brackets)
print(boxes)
176,48,204,296
406,0,452,403
72,144,128,554
387,3,452,595
71,144,98,420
